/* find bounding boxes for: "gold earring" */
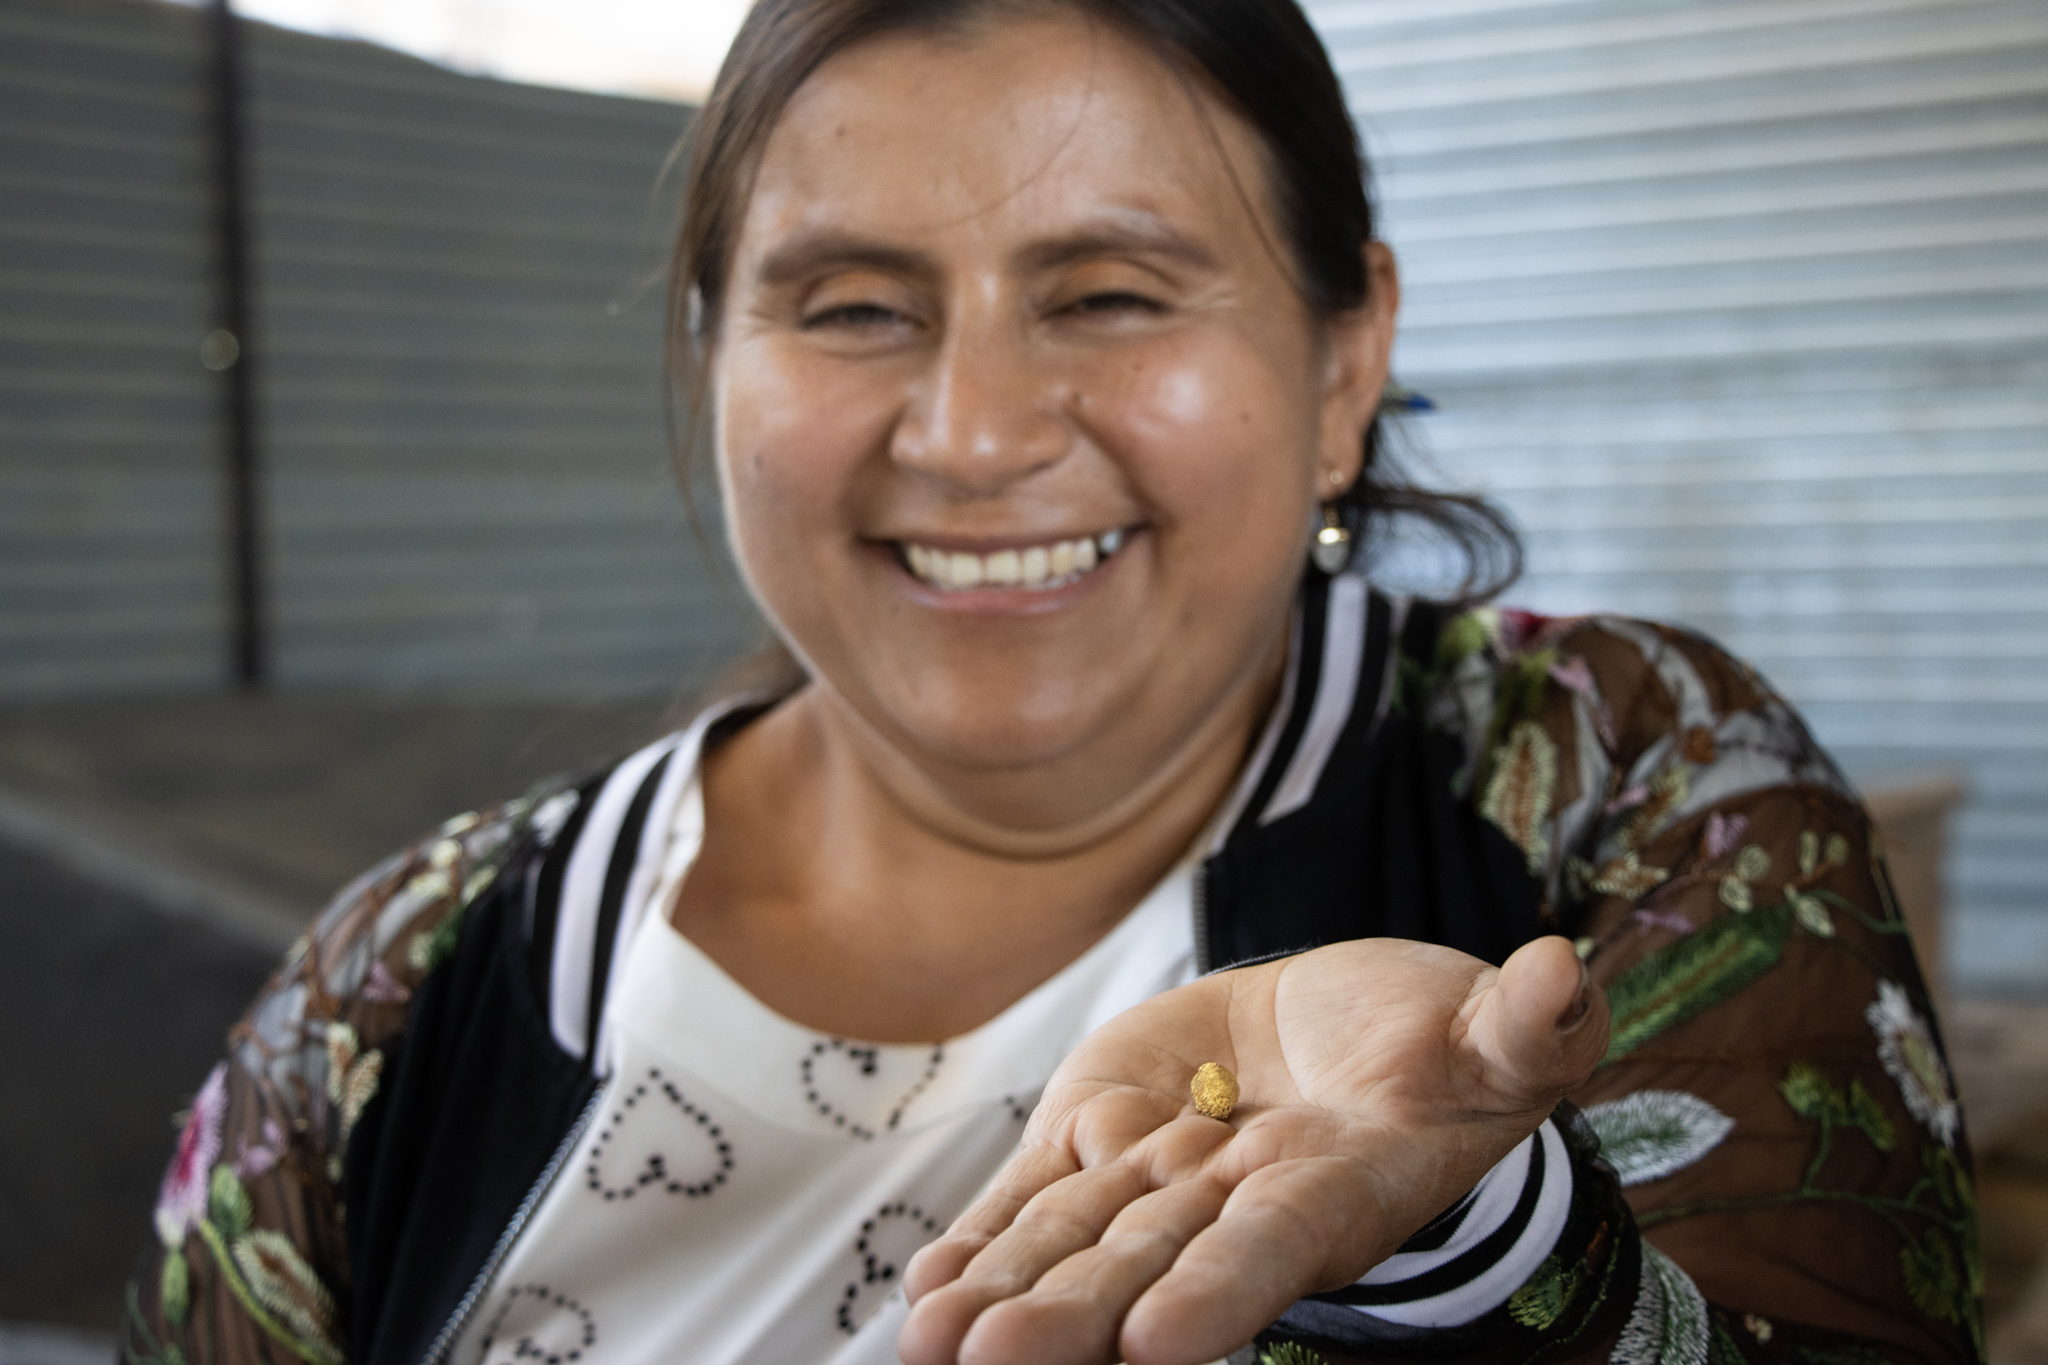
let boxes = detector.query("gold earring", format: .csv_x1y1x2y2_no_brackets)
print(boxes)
1312,501,1353,575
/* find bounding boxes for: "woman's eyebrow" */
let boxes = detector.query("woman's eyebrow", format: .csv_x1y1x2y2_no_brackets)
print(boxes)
1016,221,1220,273
755,232,934,287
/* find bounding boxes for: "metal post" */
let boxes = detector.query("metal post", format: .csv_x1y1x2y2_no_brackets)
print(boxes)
204,0,267,688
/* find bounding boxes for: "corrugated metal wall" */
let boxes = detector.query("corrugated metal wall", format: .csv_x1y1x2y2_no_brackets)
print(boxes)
0,0,226,694
245,21,756,692
0,0,757,699
1304,0,2048,992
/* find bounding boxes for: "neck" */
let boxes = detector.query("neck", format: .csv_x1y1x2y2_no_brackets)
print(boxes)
674,626,1288,1041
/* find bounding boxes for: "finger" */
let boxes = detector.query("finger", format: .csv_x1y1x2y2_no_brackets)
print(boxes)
955,1175,1235,1365
903,1118,1231,1365
1120,1157,1385,1365
905,1141,1080,1304
1474,935,1607,1102
901,1161,1153,1365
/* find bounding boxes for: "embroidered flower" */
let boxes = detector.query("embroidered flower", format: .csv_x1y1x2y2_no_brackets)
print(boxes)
1867,981,1958,1147
236,1116,288,1178
155,1062,227,1248
1632,908,1694,937
1497,608,1554,656
1703,812,1747,861
361,959,411,1004
1548,656,1617,748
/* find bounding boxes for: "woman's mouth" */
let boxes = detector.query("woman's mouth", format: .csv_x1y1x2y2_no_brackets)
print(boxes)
898,528,1128,592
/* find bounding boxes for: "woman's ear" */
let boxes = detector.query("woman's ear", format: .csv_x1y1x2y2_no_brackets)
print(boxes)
1316,241,1401,492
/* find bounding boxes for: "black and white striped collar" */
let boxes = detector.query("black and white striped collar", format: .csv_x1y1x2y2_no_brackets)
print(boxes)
1208,572,1408,854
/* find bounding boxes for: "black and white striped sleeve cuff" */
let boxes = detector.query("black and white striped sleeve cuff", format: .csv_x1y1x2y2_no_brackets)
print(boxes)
1308,1117,1575,1329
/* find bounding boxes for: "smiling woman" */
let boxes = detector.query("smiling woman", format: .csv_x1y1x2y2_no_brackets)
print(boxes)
121,4,1979,1365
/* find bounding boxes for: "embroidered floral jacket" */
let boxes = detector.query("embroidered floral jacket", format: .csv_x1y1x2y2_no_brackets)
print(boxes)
119,577,1982,1365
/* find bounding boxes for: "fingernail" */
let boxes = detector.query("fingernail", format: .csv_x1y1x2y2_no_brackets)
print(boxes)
1556,960,1594,1032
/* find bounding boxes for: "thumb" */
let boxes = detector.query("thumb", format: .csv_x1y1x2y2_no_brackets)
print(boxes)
1470,935,1607,1107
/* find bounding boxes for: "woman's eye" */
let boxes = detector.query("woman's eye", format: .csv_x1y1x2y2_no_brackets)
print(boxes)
803,302,904,330
1068,291,1163,316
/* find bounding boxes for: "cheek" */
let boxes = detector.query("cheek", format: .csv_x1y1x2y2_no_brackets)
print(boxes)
715,341,892,552
1090,337,1316,535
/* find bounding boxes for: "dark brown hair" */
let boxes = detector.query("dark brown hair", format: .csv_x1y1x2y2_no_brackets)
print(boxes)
666,0,1521,603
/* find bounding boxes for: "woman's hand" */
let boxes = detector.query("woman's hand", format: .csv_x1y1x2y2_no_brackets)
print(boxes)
899,934,1607,1365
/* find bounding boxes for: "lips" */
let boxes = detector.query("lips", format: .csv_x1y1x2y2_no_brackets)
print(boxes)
899,528,1127,592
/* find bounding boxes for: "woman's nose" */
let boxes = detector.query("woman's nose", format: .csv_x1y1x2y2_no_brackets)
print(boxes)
890,315,1070,497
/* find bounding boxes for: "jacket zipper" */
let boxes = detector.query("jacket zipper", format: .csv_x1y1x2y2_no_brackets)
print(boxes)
1193,861,1212,975
420,1085,606,1365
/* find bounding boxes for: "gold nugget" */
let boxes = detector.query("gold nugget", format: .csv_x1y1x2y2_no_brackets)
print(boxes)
1190,1062,1239,1120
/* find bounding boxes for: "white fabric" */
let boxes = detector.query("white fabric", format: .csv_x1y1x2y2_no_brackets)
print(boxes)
1260,571,1368,825
1348,1119,1575,1329
550,734,684,1059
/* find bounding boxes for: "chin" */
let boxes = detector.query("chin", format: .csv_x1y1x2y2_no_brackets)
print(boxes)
876,666,1125,774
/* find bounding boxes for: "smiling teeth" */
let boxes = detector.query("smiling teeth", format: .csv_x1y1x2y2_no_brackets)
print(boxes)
904,530,1126,591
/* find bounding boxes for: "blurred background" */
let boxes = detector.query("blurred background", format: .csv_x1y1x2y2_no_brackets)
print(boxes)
1,0,2045,1354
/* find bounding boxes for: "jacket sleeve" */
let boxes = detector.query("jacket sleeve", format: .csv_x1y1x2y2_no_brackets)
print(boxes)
117,793,557,1365
1552,618,1981,1365
1253,611,1981,1365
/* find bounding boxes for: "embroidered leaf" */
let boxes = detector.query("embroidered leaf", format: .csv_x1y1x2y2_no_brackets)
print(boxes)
208,1163,253,1240
1847,1079,1896,1153
338,1049,383,1135
1508,1253,1585,1330
1592,852,1670,898
1480,720,1556,875
1583,1090,1735,1185
1435,611,1493,670
1622,764,1692,851
461,863,498,906
1613,1244,1709,1365
1788,887,1835,938
1900,1228,1963,1326
323,1024,358,1103
1258,1346,1328,1365
1779,1063,1841,1122
231,1229,343,1365
1718,877,1753,912
1924,1144,1977,1218
1800,831,1820,876
1603,905,1791,1063
409,898,475,973
159,1251,190,1326
1735,845,1771,881
1505,647,1560,724
1825,833,1849,867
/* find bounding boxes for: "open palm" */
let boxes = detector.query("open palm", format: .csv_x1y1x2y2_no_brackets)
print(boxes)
899,934,1607,1365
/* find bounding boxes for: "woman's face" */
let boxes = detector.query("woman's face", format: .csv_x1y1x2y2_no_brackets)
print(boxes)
712,11,1394,826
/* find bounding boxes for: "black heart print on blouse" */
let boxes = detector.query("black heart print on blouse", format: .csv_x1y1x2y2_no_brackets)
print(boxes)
835,1201,943,1335
476,1284,596,1365
585,1067,732,1200
800,1038,944,1140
